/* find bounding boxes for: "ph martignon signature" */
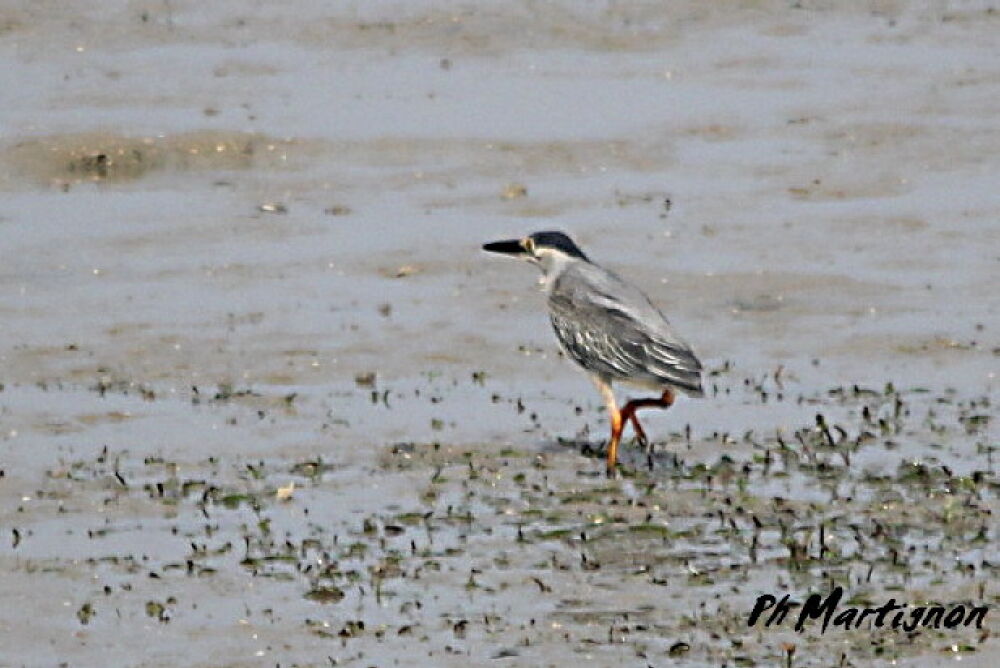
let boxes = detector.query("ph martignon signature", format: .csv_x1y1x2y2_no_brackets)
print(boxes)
748,586,989,634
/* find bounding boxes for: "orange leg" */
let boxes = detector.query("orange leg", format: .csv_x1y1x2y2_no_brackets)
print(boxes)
608,406,624,475
591,377,622,475
629,414,648,449
620,389,675,433
592,378,677,474
620,389,675,456
609,411,655,471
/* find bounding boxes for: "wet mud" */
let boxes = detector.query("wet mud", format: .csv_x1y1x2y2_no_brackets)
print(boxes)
1,1,998,666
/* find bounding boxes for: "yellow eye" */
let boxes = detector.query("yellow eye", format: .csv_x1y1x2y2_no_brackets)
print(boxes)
522,238,535,253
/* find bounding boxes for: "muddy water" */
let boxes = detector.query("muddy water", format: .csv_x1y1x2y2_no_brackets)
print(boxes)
1,2,998,666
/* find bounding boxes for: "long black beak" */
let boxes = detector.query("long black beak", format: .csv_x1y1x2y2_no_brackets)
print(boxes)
482,239,526,255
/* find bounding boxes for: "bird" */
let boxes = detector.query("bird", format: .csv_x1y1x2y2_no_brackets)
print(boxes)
482,230,703,474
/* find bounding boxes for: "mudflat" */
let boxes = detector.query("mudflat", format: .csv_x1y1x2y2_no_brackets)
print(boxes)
1,2,997,666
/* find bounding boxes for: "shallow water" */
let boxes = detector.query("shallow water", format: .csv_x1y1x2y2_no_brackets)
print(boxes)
1,1,998,666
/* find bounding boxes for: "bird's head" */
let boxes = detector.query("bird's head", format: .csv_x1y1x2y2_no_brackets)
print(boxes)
482,231,589,276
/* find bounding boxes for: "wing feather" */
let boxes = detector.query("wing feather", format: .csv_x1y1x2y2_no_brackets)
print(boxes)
547,267,704,396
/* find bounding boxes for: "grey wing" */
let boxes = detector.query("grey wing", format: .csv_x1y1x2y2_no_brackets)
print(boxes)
548,289,704,396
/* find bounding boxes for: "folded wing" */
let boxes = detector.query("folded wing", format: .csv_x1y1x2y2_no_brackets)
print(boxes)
547,265,704,396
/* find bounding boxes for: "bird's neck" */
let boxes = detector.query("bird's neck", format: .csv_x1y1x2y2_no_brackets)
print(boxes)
536,255,575,294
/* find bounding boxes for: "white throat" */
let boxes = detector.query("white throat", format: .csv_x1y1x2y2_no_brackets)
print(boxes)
534,250,575,294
